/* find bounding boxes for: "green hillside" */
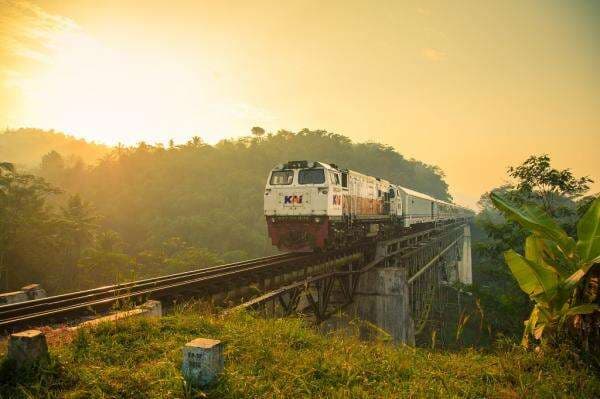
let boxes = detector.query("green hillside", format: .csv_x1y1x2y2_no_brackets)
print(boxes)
1,308,598,398
0,128,110,168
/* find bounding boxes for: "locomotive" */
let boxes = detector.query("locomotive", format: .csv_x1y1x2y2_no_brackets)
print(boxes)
264,161,470,252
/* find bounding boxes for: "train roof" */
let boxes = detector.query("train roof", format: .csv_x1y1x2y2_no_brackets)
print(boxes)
274,161,338,171
397,188,468,210
396,186,437,201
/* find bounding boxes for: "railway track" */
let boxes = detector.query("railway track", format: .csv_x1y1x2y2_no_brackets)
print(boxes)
0,222,466,333
0,252,314,333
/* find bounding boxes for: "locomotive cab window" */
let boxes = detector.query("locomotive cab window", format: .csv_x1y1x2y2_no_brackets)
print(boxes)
329,171,340,186
341,173,348,188
299,168,325,184
270,170,294,185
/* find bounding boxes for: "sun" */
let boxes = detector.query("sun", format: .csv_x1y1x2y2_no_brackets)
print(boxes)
3,2,274,146
19,30,218,145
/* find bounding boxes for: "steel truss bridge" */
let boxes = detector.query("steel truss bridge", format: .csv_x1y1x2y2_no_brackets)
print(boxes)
237,220,472,342
0,220,472,343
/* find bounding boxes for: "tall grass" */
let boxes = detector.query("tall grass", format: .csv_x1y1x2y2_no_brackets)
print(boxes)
1,304,599,398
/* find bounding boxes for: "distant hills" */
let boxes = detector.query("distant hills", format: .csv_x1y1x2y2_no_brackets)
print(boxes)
0,128,110,168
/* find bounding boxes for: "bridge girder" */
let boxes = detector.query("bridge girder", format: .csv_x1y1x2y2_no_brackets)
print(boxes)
235,221,472,342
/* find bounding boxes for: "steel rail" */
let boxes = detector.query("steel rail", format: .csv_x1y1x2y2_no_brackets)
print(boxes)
0,252,314,331
0,253,296,318
0,253,295,314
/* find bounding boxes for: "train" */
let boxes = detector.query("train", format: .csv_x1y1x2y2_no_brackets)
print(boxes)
264,160,471,252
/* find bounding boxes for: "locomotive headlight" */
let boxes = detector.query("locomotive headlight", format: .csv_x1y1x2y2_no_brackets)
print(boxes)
314,217,321,223
319,188,328,195
270,217,276,223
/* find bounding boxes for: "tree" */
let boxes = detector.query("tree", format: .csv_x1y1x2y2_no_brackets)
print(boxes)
0,166,61,290
57,194,100,290
186,136,204,148
251,126,265,138
40,151,65,172
78,230,134,288
491,192,600,348
0,162,14,174
507,154,593,215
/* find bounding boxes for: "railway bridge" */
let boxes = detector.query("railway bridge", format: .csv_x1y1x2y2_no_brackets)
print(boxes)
0,220,471,345
239,220,472,344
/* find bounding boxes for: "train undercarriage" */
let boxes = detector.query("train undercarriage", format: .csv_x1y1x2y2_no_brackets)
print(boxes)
265,215,444,252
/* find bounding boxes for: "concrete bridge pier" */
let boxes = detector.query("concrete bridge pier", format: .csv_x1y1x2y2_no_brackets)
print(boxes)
458,224,472,285
352,267,415,345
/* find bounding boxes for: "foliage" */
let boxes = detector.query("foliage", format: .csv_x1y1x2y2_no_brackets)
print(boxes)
251,126,265,137
78,232,136,289
507,154,593,216
0,166,63,291
1,308,599,398
491,192,600,347
471,155,596,341
0,164,223,293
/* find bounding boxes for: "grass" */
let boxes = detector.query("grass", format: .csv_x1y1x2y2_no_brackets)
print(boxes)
1,303,599,398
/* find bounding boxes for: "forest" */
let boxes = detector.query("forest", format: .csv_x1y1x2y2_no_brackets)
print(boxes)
0,128,449,294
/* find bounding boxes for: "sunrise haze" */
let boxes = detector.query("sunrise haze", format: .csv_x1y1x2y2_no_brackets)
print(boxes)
1,0,599,208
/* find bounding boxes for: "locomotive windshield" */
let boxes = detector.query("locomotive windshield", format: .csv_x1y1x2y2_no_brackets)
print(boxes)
270,170,293,185
298,168,325,184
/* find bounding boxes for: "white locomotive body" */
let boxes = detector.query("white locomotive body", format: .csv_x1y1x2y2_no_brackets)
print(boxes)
264,161,470,251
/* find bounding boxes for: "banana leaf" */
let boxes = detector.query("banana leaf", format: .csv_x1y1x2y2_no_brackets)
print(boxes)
576,197,600,265
504,249,558,298
491,192,575,255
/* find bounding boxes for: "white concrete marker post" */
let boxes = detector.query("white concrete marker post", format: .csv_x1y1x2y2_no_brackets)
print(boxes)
7,330,49,366
142,300,163,317
182,338,224,387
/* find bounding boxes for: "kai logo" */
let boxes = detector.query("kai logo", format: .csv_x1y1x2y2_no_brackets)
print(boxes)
284,195,303,205
332,195,341,206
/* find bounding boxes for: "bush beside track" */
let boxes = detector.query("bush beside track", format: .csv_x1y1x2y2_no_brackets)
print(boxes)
1,304,599,398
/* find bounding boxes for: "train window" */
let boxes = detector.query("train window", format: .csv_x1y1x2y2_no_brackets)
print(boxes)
299,169,325,184
270,170,293,185
329,171,341,186
341,173,348,188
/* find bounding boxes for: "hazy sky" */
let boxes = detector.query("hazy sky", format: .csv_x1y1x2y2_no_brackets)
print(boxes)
1,0,599,207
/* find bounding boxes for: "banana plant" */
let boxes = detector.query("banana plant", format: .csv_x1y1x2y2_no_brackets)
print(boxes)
490,192,600,346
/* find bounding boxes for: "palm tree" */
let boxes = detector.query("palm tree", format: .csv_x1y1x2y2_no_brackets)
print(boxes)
59,194,100,289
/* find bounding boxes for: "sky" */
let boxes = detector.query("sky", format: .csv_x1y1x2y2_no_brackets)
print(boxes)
0,0,599,208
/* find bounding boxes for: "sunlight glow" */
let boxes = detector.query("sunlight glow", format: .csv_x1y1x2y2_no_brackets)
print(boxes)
18,31,220,144
1,0,598,207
